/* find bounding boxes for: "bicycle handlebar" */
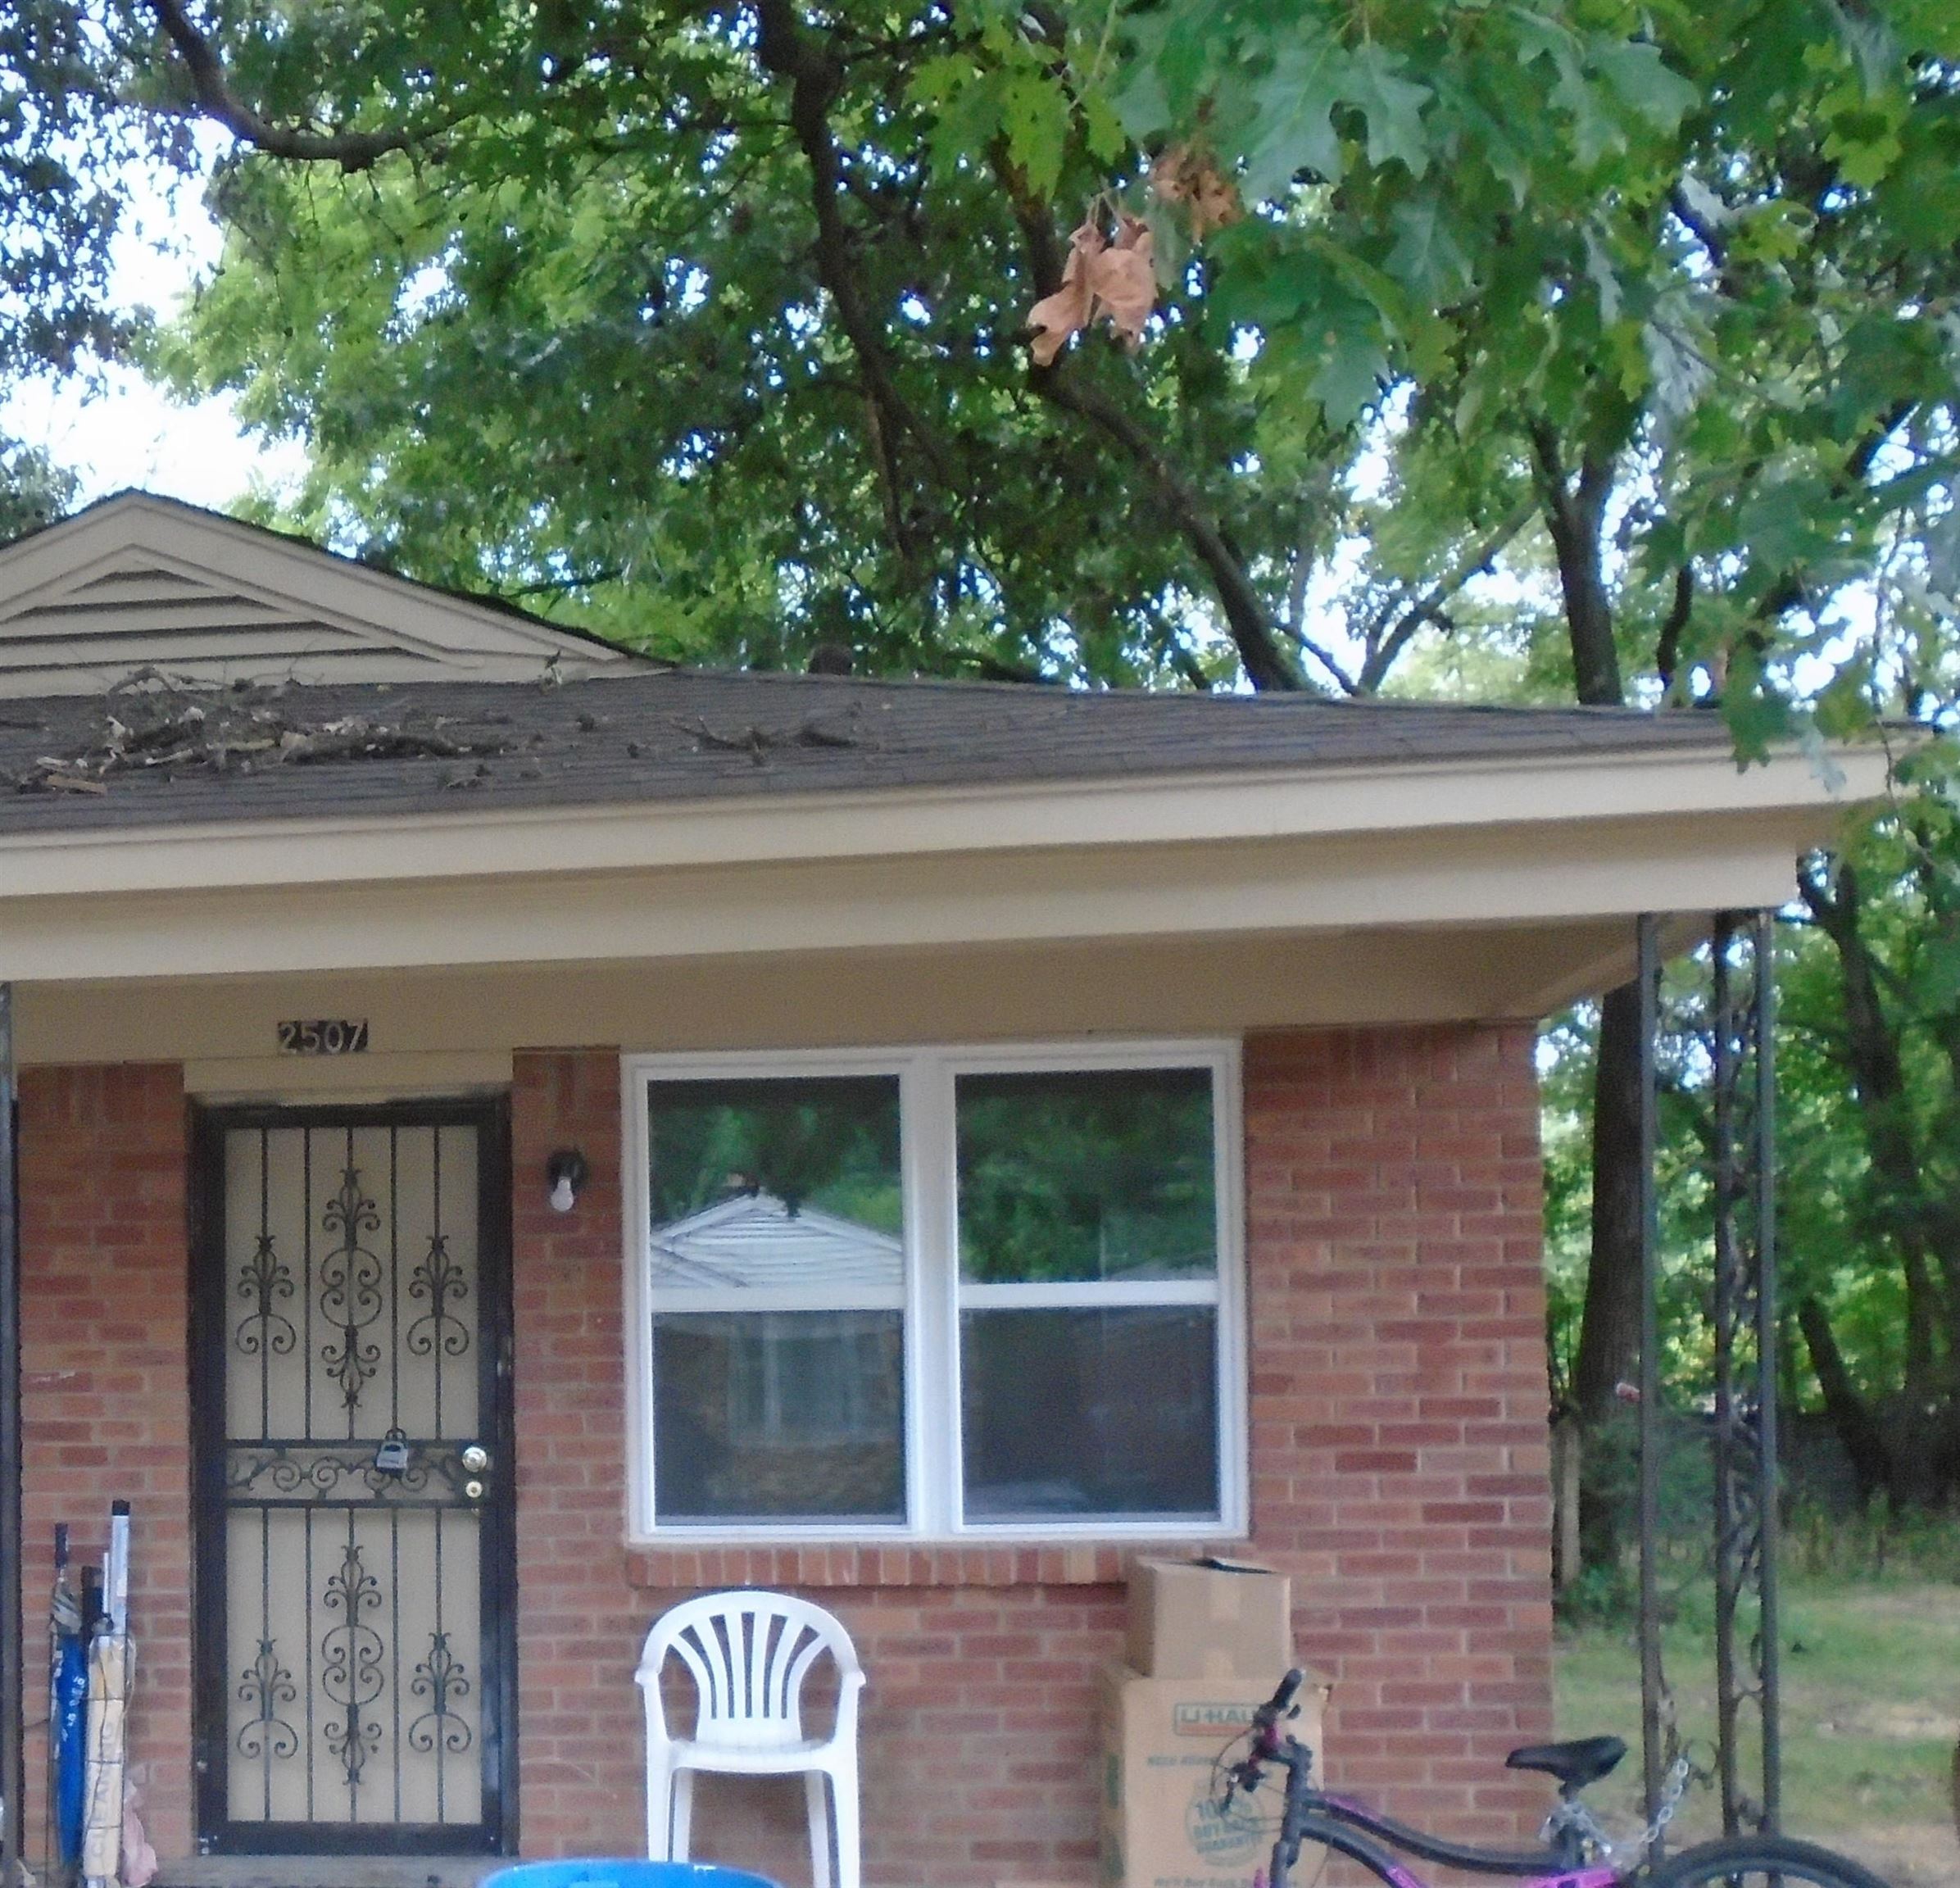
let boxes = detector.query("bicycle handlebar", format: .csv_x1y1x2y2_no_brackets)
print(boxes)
1250,1667,1304,1754
1221,1668,1308,1806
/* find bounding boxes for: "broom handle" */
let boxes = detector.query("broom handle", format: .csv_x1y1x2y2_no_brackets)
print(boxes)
103,1507,127,1641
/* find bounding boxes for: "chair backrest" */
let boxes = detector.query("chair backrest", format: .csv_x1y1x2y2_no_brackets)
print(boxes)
637,1591,862,1751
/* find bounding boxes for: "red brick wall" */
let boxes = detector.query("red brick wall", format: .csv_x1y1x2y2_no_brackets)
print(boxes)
8,1028,1549,1881
18,1064,193,1864
513,1025,1554,1885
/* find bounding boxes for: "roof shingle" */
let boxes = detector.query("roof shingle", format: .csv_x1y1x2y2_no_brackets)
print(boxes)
0,666,1738,837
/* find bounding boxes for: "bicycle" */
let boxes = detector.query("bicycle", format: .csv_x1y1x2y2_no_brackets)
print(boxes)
1217,1668,1892,1888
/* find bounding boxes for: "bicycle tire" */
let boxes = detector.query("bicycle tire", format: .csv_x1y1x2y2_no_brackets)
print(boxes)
1645,1832,1894,1888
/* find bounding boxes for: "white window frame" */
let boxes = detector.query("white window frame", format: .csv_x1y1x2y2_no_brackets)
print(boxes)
621,1038,1246,1544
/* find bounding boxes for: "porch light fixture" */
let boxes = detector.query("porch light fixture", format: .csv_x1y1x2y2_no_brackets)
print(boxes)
546,1149,588,1214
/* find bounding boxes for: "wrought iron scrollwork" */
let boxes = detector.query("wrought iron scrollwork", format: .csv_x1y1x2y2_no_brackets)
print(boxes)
406,1232,471,1361
408,1631,474,1756
320,1538,385,1790
319,1164,386,1410
212,1116,497,1838
235,1636,298,1761
222,1444,469,1501
235,1231,297,1359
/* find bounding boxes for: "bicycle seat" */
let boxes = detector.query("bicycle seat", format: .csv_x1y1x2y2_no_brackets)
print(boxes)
1504,1736,1627,1790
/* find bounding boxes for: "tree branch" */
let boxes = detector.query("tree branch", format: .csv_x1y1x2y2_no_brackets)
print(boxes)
1355,501,1533,694
1530,420,1623,706
1754,397,1919,621
986,145,1297,692
1655,562,1694,693
751,0,956,491
145,0,423,170
1035,364,1300,691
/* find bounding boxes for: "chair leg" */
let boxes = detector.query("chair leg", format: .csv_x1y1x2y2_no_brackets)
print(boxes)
828,1764,860,1888
647,1759,674,1861
805,1770,833,1888
671,1768,696,1862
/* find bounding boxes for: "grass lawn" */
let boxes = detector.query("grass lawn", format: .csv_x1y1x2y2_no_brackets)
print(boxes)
1554,1577,1960,1886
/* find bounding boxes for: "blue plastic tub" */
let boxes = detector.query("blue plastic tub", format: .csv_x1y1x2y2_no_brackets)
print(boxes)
483,1864,781,1888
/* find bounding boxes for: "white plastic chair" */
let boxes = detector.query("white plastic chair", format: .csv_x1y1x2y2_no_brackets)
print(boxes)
636,1591,865,1888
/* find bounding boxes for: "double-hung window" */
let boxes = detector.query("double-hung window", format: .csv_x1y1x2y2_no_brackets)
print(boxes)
624,1042,1244,1540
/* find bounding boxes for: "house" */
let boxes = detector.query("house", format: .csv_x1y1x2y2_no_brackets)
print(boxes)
0,492,1885,1887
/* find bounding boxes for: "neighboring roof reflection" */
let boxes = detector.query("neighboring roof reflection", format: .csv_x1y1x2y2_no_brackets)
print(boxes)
650,1191,904,1291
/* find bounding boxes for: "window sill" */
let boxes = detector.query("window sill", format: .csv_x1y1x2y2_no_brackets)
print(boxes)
620,1536,1248,1591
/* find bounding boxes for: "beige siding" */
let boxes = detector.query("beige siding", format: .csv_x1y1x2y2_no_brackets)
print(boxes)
0,497,644,694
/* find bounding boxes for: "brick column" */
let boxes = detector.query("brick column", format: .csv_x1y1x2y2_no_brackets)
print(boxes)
19,1065,193,1863
1244,1026,1555,1846
511,1050,646,1856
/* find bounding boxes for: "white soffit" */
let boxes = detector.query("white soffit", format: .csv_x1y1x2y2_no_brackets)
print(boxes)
0,492,646,695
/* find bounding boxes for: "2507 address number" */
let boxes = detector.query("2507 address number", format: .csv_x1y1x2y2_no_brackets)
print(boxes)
277,1019,370,1055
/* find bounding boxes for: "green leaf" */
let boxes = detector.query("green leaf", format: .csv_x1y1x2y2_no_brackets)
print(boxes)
1311,322,1388,426
1736,474,1828,574
1345,43,1431,176
1590,39,1697,133
1000,67,1068,197
1239,28,1350,201
1582,225,1623,325
1384,193,1471,298
1814,656,1875,739
1078,86,1128,166
906,52,972,109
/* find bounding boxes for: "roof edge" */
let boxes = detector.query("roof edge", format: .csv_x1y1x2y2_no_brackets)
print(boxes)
0,736,1892,903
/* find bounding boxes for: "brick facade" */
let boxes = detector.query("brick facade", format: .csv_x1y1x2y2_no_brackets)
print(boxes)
15,1025,1553,1885
511,1027,1553,1883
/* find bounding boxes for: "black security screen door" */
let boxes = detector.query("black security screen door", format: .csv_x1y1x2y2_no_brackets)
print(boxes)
191,1101,515,1856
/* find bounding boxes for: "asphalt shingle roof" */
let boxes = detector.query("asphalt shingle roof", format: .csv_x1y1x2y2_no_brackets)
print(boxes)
0,666,1739,837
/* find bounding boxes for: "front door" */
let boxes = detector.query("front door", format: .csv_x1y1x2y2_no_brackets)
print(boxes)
191,1101,515,1855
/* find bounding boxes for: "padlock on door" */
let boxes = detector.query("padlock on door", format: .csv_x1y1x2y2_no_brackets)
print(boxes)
373,1427,412,1476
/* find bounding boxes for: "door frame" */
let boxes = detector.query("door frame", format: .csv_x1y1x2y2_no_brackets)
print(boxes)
188,1096,518,1857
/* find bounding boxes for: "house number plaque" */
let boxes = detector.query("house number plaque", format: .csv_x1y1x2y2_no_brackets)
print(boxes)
276,1019,370,1055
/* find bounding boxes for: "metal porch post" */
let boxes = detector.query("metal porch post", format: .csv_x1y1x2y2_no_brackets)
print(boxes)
1634,914,1664,1831
1709,914,1785,1835
1631,910,1787,1845
0,985,21,1888
1754,910,1784,1832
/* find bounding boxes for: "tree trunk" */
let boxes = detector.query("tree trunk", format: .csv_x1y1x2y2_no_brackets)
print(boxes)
1574,981,1647,1424
1532,421,1642,1570
1799,859,1950,1407
1571,978,1647,1564
1796,1296,1897,1504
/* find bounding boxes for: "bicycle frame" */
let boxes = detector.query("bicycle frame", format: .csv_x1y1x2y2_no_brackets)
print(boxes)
1253,1734,1622,1888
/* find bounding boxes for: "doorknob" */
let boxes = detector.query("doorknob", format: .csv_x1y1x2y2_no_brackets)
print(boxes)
461,1444,489,1472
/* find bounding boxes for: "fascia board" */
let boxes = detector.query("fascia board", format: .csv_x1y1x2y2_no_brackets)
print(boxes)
0,815,1834,983
0,739,1890,901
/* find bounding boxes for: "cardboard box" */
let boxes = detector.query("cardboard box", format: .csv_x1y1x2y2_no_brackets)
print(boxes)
1097,1663,1327,1888
1126,1557,1293,1680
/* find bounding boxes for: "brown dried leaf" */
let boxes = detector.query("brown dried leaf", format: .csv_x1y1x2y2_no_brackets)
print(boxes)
1086,214,1156,349
1028,220,1104,366
1150,143,1243,237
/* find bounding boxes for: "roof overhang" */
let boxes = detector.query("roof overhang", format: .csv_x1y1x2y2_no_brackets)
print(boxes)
0,738,1888,899
0,738,1889,993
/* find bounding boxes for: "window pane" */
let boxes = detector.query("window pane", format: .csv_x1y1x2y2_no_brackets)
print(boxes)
647,1076,902,1293
654,1310,905,1522
955,1068,1216,1283
960,1307,1218,1520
